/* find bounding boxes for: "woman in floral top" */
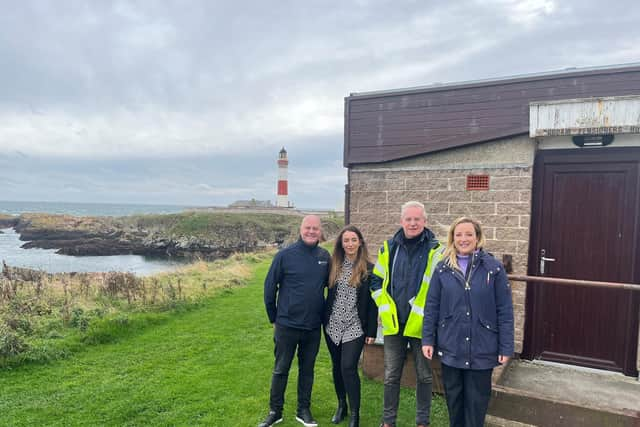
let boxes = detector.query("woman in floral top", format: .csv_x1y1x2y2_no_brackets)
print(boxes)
323,225,378,427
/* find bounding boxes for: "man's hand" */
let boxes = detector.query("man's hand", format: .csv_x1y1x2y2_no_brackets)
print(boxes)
422,345,433,360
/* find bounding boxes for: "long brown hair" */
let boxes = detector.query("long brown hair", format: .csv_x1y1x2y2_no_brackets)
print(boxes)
329,225,371,288
443,217,486,272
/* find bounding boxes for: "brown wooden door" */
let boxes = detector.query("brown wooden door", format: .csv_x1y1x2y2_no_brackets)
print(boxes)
523,148,640,376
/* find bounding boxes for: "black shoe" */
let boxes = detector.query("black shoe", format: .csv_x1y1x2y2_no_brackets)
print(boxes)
296,407,318,427
348,413,359,427
258,410,283,427
331,399,348,424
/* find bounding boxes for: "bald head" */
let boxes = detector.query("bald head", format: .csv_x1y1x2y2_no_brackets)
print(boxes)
300,215,322,246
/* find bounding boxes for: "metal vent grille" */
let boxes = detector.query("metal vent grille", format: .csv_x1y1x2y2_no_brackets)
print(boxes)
466,174,489,191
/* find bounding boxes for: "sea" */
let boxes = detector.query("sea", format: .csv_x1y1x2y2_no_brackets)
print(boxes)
0,200,200,275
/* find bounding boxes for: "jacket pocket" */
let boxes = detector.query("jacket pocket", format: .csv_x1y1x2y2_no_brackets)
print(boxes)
285,289,305,320
436,314,455,355
475,317,498,357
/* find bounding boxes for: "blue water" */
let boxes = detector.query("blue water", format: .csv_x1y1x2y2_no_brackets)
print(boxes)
0,200,198,275
0,228,186,275
0,200,196,217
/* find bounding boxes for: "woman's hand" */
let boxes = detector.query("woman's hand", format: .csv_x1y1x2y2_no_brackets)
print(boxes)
365,337,375,344
498,355,510,364
422,345,433,360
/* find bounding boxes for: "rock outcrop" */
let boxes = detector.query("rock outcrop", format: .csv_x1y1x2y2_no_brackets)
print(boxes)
7,212,342,259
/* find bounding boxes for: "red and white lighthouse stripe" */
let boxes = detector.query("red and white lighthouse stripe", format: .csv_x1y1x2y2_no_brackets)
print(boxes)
277,147,288,207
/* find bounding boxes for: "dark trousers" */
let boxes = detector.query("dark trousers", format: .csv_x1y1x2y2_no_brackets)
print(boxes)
324,332,365,413
441,363,493,427
269,324,321,413
383,334,432,425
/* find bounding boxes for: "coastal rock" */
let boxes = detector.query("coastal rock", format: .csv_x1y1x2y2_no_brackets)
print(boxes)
9,212,342,260
0,215,19,229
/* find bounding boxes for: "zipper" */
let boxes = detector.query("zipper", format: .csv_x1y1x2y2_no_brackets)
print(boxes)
465,257,480,290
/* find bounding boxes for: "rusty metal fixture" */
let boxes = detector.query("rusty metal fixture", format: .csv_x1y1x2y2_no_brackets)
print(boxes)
508,274,640,291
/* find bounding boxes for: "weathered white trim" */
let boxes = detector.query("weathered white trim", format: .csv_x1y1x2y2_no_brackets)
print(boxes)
530,95,640,137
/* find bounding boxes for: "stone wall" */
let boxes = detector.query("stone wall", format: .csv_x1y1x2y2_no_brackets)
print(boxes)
348,135,536,353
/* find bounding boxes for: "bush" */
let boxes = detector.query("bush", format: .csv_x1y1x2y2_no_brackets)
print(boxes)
0,324,27,357
70,307,90,331
4,316,33,335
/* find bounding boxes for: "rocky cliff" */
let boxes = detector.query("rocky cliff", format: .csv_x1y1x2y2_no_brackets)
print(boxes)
4,212,342,259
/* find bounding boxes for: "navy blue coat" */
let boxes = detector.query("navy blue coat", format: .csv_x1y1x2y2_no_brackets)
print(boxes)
422,250,514,370
264,238,330,330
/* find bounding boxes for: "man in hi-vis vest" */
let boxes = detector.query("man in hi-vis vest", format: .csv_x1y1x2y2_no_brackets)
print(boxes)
370,201,443,427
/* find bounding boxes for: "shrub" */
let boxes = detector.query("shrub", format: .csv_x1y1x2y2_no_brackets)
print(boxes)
4,316,33,335
0,323,27,357
70,307,90,331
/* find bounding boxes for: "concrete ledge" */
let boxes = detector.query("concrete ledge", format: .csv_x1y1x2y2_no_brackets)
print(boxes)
489,385,640,426
361,343,445,394
488,360,640,426
485,414,537,427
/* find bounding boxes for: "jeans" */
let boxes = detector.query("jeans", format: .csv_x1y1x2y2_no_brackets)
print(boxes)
441,363,493,427
324,332,365,413
269,324,321,412
383,333,432,425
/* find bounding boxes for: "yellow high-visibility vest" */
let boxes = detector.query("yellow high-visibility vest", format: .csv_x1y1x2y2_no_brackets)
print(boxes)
371,240,443,338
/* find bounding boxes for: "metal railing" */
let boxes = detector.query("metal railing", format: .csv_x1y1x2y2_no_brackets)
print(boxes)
507,274,640,291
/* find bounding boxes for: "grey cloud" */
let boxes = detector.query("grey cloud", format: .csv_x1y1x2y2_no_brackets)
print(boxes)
1,0,639,208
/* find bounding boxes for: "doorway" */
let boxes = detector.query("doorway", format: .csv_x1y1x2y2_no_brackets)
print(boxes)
522,148,640,376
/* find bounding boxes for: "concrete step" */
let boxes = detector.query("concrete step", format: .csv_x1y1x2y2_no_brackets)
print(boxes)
485,414,537,427
487,360,640,427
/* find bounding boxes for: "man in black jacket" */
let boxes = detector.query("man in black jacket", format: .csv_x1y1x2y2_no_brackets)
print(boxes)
259,215,330,427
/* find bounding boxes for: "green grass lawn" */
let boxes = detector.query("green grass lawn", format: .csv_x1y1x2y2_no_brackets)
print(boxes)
0,258,448,426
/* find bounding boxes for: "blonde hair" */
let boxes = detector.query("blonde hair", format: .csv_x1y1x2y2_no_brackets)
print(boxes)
443,217,486,272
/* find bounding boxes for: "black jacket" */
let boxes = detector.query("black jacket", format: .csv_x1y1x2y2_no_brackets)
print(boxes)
323,263,378,338
264,238,330,330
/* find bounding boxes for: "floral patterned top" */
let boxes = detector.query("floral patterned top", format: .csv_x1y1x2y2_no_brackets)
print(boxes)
326,258,364,345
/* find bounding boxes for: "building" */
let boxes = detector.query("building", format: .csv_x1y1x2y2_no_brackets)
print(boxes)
228,199,273,208
344,63,640,378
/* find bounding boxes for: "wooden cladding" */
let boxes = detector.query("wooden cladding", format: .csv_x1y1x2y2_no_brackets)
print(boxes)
344,65,640,166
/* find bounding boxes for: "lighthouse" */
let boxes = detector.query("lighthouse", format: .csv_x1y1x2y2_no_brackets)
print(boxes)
276,147,289,207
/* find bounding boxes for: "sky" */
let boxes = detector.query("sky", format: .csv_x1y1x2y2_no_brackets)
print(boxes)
1,1,639,209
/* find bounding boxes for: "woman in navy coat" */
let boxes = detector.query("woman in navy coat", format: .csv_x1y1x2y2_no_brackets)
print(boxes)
422,217,514,427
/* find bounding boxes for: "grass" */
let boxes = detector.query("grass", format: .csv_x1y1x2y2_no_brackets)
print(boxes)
13,211,345,242
0,255,448,426
0,253,269,367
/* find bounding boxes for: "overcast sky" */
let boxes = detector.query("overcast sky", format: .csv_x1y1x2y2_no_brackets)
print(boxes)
1,1,639,209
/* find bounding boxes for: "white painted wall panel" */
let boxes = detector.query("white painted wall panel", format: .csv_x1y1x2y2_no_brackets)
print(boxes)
530,96,640,137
